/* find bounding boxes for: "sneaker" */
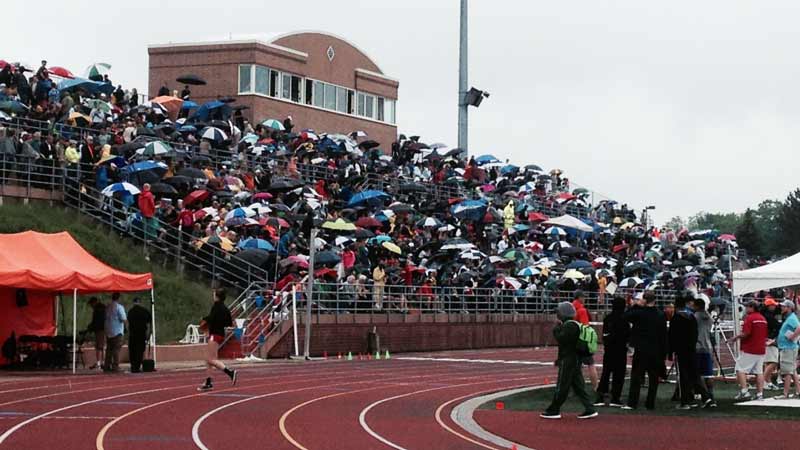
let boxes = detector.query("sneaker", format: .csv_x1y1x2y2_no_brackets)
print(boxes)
593,400,607,407
577,411,598,419
609,402,624,408
620,405,635,410
675,404,692,410
755,393,764,401
765,383,781,391
703,398,717,408
539,412,561,419
197,383,213,392
734,391,752,401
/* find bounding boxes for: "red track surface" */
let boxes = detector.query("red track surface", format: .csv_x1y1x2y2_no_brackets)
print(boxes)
0,347,767,450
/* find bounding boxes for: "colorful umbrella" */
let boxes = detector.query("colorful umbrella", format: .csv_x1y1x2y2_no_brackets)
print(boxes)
261,119,285,131
381,241,402,255
101,182,140,197
322,218,357,231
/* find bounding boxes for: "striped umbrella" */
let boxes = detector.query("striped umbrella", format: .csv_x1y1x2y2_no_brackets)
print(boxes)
544,226,567,237
101,182,140,197
200,127,228,142
261,119,285,131
517,266,541,277
136,140,173,156
84,63,111,80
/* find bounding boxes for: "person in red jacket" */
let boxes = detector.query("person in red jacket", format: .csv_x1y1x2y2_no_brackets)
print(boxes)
138,183,156,240
573,291,599,390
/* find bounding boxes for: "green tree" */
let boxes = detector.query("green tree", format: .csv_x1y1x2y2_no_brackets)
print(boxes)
662,216,686,230
687,211,742,234
776,189,800,255
735,209,761,255
753,200,782,255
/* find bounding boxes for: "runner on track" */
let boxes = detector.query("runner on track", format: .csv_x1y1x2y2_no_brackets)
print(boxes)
198,289,238,391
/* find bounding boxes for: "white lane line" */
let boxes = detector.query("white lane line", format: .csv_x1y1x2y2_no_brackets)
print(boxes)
358,375,534,450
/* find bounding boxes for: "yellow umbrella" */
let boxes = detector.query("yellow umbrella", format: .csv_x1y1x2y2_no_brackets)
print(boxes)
381,241,402,255
562,269,586,280
321,218,356,231
620,222,635,230
68,111,91,124
196,235,234,252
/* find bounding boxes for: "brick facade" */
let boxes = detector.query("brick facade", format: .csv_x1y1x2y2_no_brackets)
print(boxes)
148,32,398,148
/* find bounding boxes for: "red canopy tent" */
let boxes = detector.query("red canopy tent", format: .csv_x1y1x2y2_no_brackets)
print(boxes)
0,231,153,372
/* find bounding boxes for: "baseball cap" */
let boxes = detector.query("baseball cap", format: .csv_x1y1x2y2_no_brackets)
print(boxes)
746,300,759,309
781,300,795,310
765,298,778,306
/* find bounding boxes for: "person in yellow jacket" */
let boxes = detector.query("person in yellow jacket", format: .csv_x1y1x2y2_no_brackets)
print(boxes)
503,200,515,229
372,263,386,310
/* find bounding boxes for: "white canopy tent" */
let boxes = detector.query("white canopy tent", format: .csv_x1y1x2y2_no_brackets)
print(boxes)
732,251,800,296
542,214,594,233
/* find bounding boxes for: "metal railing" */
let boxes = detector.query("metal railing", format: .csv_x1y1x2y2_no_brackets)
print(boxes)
238,276,307,357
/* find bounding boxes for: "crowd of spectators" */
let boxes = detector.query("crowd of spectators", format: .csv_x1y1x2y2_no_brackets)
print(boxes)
0,59,758,315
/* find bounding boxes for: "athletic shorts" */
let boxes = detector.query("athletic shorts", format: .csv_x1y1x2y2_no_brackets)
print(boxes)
765,346,780,365
695,352,714,377
779,348,798,375
735,352,765,375
579,354,595,366
209,334,225,344
94,330,106,351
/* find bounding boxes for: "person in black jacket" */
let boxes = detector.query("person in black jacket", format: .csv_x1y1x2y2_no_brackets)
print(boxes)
541,302,598,420
623,291,667,410
127,298,151,373
594,295,630,406
198,289,238,391
669,293,714,409
86,297,106,370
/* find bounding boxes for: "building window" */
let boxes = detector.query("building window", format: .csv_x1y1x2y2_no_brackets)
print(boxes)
357,93,365,116
255,66,269,95
238,65,252,94
336,87,348,114
304,79,313,105
313,81,324,108
324,83,337,110
385,99,396,124
291,75,302,103
364,94,374,119
347,90,355,115
281,73,291,99
377,97,385,122
269,70,279,97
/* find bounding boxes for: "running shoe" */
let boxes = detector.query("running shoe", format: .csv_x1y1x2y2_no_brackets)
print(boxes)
608,402,624,408
577,411,598,419
620,405,635,410
539,412,561,419
703,398,718,408
197,382,213,392
734,391,752,400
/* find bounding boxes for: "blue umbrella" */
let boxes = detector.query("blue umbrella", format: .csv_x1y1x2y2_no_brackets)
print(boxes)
178,125,197,133
181,100,199,110
474,154,500,165
101,182,140,197
566,260,593,270
368,235,393,245
512,224,530,233
120,161,168,184
450,199,488,221
500,164,519,175
200,126,228,143
347,190,391,207
189,100,230,122
517,266,541,277
238,238,276,252
0,100,29,114
58,77,114,95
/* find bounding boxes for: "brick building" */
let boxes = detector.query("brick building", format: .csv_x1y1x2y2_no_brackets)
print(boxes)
148,31,399,147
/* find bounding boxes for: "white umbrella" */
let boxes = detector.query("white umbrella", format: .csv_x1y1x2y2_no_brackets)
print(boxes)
545,226,567,237
101,182,140,197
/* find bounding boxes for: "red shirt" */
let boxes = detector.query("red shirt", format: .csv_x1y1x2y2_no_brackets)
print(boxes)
138,191,155,218
572,299,590,325
741,312,768,355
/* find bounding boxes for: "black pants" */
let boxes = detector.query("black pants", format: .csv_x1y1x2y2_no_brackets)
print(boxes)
104,334,123,371
675,352,712,405
597,346,627,403
128,335,147,373
627,351,661,409
545,357,595,414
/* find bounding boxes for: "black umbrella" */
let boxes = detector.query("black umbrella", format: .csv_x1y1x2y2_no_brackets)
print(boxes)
389,203,415,214
136,127,156,137
358,140,380,150
445,148,466,157
270,203,292,213
176,74,207,86
164,175,194,189
191,155,212,165
398,182,427,194
315,250,341,266
268,178,304,193
148,182,178,196
177,167,206,179
672,259,691,268
407,142,430,152
561,247,588,257
354,228,375,239
234,249,271,268
214,190,234,201
232,105,250,111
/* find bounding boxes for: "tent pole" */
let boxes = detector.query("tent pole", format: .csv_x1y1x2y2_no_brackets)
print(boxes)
150,288,157,365
72,289,77,374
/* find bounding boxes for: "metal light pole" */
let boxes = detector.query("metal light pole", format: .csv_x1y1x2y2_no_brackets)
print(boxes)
457,0,469,154
303,228,317,359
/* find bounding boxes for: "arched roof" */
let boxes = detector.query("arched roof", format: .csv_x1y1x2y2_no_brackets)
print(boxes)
269,30,385,75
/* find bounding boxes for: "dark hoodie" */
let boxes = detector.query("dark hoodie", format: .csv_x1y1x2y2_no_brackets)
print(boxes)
602,298,630,350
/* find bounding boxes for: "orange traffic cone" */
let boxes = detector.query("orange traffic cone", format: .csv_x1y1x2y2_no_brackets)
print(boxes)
367,353,372,360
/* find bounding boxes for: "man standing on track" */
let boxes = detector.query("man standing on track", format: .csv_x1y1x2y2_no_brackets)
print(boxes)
198,289,238,391
86,297,105,370
774,300,800,399
594,295,629,407
541,302,598,420
127,297,151,373
103,293,127,373
728,300,768,400
623,291,667,410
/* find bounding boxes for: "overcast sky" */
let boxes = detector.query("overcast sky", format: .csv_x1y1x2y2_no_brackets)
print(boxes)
6,0,800,224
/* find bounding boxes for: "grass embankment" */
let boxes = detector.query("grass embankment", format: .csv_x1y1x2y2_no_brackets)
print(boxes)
0,201,212,343
484,381,800,420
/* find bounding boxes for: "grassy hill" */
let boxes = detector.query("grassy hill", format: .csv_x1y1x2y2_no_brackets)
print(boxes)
0,200,212,343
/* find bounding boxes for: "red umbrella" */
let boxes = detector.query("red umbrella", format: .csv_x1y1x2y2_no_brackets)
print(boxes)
48,66,74,78
0,60,10,69
527,212,549,223
184,189,210,206
356,217,383,228
555,192,577,201
253,192,273,201
612,243,628,253
315,267,338,278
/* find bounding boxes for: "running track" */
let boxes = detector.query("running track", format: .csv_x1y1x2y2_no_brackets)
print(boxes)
0,348,559,450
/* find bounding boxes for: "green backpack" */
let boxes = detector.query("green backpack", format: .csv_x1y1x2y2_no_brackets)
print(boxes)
571,321,598,355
